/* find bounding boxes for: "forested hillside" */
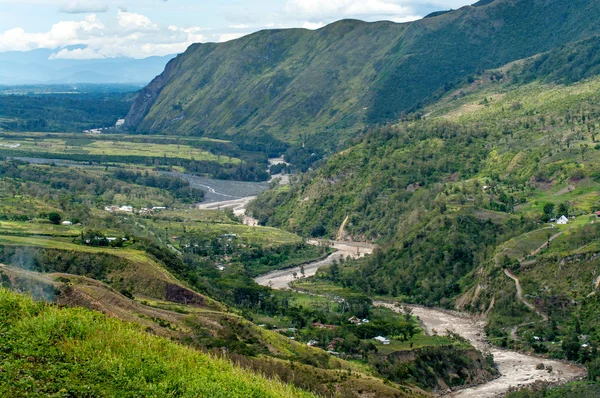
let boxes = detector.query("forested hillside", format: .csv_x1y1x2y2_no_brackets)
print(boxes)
126,0,600,152
250,36,600,391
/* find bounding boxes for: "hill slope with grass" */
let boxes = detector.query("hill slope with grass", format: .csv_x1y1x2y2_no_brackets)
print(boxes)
0,287,315,398
125,0,600,151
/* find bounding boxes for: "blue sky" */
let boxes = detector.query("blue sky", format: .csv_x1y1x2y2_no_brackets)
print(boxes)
0,0,473,59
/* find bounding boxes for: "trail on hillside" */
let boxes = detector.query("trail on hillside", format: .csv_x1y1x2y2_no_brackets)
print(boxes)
504,269,548,322
336,215,350,241
523,228,570,261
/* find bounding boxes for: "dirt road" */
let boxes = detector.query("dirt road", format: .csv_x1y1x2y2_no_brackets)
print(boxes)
197,197,259,226
504,269,548,321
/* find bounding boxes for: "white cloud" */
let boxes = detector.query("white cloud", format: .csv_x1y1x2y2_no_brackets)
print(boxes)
0,14,104,52
117,10,158,32
59,0,108,14
302,21,325,30
215,33,246,43
284,0,417,20
0,10,215,59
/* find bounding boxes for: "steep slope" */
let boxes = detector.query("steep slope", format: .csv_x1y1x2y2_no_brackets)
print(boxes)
251,35,600,241
250,40,600,386
126,0,600,149
250,34,600,308
0,287,315,398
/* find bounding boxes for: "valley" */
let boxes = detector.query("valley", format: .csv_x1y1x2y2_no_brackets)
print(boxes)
3,1,600,396
255,251,585,397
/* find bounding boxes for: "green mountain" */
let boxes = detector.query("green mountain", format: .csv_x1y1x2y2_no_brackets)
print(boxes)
126,0,600,151
249,35,600,383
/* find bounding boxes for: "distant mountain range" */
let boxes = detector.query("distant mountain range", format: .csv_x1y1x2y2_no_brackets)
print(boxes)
0,49,175,85
125,0,600,149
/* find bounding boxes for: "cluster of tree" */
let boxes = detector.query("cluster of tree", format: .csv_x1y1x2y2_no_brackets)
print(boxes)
541,202,571,222
315,214,529,307
0,92,133,132
369,344,498,391
112,169,205,203
0,161,197,214
0,148,270,182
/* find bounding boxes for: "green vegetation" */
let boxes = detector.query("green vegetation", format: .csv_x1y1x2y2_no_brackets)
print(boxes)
506,382,600,398
0,91,134,132
252,33,600,386
0,131,270,182
0,134,239,163
127,0,600,150
0,288,315,398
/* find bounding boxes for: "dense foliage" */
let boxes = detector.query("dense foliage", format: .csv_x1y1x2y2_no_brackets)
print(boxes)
112,169,205,203
0,92,133,132
127,0,600,149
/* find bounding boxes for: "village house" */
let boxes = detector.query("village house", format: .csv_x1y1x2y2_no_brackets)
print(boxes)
374,336,390,345
61,221,73,226
556,215,569,225
306,340,319,347
348,316,361,324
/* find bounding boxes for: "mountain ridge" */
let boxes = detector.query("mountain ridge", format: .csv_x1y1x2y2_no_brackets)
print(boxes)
125,0,600,150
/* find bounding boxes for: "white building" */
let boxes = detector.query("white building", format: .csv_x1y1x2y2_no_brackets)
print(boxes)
61,221,73,226
374,336,390,345
556,215,569,225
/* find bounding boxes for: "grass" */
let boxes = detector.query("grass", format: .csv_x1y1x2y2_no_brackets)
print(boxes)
0,288,315,398
292,280,361,297
0,133,240,164
0,234,213,305
374,335,456,355
0,220,123,238
497,214,596,261
145,217,304,247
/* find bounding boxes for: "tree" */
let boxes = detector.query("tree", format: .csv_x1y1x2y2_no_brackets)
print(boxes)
543,203,555,218
48,212,61,225
558,202,570,217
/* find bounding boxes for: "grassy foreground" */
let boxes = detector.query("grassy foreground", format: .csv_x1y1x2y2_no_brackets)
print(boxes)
0,288,314,398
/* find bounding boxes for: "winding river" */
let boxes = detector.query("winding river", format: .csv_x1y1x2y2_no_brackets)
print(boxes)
13,155,587,395
254,245,585,397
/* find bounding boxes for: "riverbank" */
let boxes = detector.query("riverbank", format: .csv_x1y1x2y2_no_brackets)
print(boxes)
255,247,585,397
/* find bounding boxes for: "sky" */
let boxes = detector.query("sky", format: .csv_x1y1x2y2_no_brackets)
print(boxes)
0,0,473,59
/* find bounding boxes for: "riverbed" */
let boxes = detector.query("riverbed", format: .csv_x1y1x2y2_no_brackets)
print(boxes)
255,248,585,397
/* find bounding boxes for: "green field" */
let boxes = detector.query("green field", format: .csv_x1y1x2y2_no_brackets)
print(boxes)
0,133,240,164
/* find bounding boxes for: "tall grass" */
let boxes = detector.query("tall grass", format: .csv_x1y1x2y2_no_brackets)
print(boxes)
0,288,314,397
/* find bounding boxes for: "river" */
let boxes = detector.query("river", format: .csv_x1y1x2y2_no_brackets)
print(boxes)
10,156,272,204
254,247,586,397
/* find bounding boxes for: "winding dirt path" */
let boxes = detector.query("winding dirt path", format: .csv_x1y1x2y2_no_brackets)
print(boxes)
525,228,570,260
504,269,548,322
